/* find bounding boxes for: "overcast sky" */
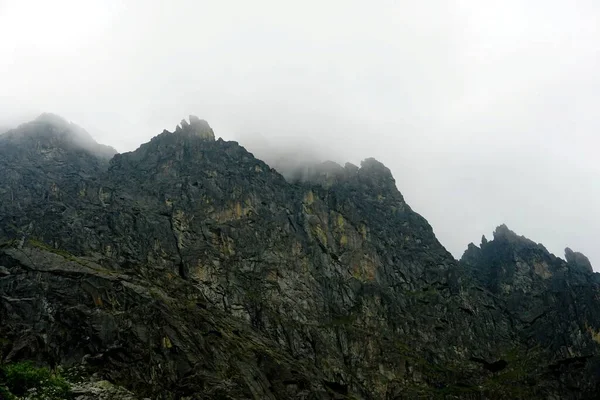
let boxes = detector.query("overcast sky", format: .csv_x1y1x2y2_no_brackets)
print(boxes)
1,0,599,269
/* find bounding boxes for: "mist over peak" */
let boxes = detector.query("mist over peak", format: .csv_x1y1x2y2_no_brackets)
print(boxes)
34,112,71,128
237,135,329,182
0,109,599,397
2,113,117,160
0,1,599,396
173,115,215,141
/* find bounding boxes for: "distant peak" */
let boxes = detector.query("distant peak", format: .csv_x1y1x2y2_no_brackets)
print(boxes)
493,224,515,239
31,113,88,140
4,113,117,159
344,162,359,173
360,157,389,172
34,113,70,128
490,224,549,254
174,115,214,141
492,224,529,242
316,160,344,173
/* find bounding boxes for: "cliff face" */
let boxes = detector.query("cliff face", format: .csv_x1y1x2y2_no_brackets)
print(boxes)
0,115,599,399
460,226,600,396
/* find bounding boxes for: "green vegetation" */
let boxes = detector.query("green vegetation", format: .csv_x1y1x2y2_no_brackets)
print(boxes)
0,361,72,399
27,239,104,271
28,239,78,261
476,346,544,398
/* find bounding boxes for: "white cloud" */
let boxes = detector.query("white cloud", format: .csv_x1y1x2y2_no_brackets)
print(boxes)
1,0,599,267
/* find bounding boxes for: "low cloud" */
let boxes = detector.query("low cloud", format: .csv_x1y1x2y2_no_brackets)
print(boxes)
1,0,598,268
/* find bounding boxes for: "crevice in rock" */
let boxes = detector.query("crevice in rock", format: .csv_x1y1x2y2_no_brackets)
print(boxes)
459,306,475,316
470,357,508,373
323,380,348,396
549,356,591,373
167,212,187,279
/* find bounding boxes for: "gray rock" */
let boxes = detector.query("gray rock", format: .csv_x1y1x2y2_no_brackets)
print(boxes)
0,114,598,399
565,247,593,273
72,379,139,400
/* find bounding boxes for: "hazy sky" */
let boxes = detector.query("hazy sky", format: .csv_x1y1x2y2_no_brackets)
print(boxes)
1,0,599,268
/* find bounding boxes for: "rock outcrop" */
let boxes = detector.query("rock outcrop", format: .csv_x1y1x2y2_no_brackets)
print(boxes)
174,115,215,141
0,114,599,399
565,247,594,274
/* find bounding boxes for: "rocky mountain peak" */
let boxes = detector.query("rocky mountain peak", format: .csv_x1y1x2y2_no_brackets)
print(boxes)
492,223,519,241
565,247,594,273
1,115,600,399
358,157,395,183
464,225,552,267
359,157,390,172
34,112,71,128
174,115,215,141
491,223,543,249
1,113,117,160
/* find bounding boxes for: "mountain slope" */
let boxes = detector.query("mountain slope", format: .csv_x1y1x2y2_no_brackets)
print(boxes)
0,115,599,399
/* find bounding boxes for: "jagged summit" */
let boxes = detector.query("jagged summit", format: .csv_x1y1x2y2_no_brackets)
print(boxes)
357,157,396,187
264,153,395,184
481,234,488,245
565,247,593,273
173,115,215,141
1,114,600,398
466,225,596,273
493,223,524,241
490,223,545,250
360,157,390,171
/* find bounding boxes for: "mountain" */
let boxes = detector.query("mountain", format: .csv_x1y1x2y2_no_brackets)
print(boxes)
0,114,598,399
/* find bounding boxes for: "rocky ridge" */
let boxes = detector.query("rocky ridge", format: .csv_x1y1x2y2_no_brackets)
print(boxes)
0,115,599,399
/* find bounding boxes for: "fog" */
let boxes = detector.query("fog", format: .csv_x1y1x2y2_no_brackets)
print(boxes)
1,0,599,268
